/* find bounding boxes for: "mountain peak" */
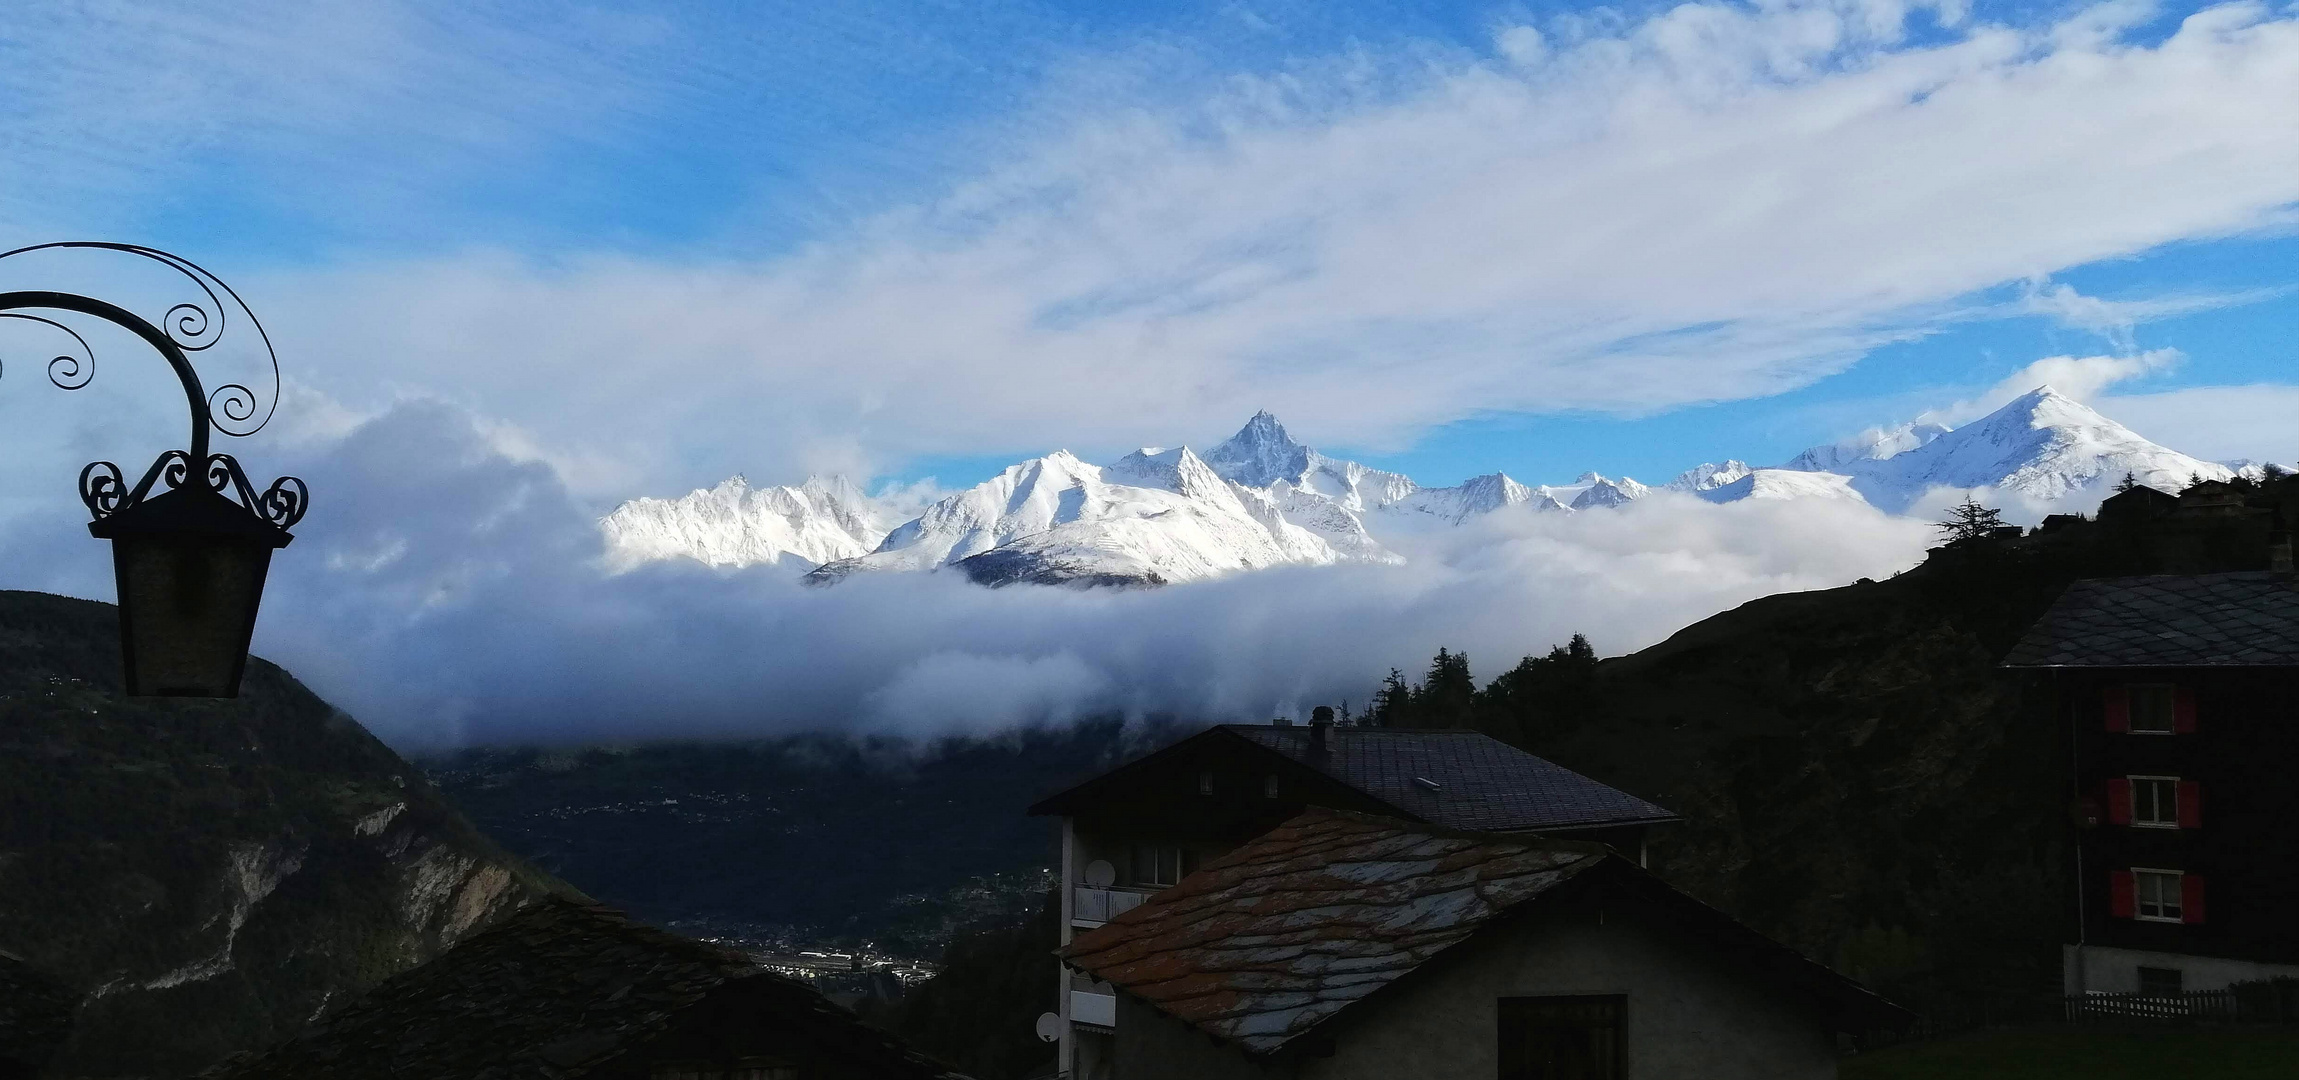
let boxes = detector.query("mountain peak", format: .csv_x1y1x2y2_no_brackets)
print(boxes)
1206,411,1313,487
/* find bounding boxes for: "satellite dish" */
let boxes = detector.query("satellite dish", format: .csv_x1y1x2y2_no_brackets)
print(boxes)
1035,1012,1065,1043
1083,860,1117,888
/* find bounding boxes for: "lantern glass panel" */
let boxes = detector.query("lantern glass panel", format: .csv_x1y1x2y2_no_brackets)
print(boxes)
111,534,274,697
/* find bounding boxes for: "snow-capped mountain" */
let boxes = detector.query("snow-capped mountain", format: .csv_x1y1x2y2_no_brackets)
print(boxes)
601,474,897,570
805,447,1341,587
1695,469,1868,504
1782,420,1951,473
1569,474,1651,510
602,388,2251,590
1666,460,1754,494
1803,387,2230,512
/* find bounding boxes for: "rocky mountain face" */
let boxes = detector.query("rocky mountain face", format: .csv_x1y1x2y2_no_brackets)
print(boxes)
602,387,2264,588
0,591,575,1077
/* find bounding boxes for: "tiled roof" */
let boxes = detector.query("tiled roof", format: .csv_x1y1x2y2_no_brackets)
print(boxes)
1062,809,1607,1054
2004,572,2299,668
1222,726,1677,832
203,899,964,1080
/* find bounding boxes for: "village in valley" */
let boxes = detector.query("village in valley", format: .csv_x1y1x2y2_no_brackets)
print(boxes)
3,2,2299,1078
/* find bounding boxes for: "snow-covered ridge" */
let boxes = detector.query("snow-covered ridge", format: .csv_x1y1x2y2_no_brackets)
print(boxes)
601,474,896,571
602,387,2260,587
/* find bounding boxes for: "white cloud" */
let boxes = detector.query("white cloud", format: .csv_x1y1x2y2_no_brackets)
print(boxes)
0,400,1934,746
1922,348,2182,424
227,0,2299,496
2099,383,2299,466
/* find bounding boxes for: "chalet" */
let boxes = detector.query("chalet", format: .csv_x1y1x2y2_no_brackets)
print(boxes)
2005,570,2299,996
1026,713,1680,1078
202,898,965,1080
1062,808,1908,1080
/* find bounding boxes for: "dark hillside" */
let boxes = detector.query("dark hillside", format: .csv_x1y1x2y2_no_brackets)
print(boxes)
0,590,574,1078
1458,475,2299,1014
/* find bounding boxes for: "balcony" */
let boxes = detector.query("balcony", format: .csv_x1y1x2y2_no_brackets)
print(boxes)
1072,886,1155,928
1070,989,1116,1029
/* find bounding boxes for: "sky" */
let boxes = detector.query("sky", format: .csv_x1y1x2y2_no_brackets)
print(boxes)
0,0,2293,744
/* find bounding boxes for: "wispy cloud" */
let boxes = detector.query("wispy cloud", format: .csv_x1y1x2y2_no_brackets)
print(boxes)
228,0,2299,495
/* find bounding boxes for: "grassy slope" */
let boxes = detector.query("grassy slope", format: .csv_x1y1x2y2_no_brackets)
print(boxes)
1843,1026,2299,1079
0,590,574,1077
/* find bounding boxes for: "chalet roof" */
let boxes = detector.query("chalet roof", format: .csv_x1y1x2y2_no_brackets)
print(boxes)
2004,572,2299,668
1061,809,1905,1057
203,899,963,1080
1028,725,1677,833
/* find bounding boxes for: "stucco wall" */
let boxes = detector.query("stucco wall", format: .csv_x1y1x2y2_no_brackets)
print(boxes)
1293,910,1838,1080
2065,943,2299,993
1116,995,1285,1080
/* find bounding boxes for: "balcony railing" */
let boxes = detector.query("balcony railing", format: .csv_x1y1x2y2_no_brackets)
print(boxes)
1070,989,1116,1028
1072,886,1155,927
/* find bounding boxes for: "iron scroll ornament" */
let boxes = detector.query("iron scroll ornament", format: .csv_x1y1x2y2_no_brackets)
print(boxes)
0,243,305,527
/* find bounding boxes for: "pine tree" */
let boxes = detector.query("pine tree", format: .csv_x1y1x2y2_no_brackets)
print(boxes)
1935,496,2007,543
1416,648,1476,729
2115,472,2138,493
1368,669,1411,727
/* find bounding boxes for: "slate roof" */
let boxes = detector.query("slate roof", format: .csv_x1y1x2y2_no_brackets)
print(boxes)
1062,809,1908,1058
203,899,964,1080
0,950,74,1074
2004,572,2299,668
1062,809,1604,1054
1224,726,1676,832
1029,725,1676,833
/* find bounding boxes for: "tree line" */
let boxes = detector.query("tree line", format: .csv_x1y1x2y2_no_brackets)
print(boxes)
1352,633,1602,744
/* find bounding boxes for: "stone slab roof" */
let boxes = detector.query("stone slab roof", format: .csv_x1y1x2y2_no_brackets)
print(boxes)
1223,726,1677,832
204,899,963,1080
1062,809,1908,1057
1062,809,1605,1054
2004,572,2299,668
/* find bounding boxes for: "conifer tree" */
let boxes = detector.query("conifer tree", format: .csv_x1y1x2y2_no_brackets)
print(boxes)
1935,496,2007,543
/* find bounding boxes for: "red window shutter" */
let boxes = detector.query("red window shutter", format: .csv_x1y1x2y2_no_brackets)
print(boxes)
2173,687,2198,733
2104,686,2131,732
2182,875,2207,924
2110,870,2136,918
2177,782,2203,828
2106,778,2133,825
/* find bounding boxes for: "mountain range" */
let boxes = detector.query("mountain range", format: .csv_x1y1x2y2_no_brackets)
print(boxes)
601,387,2252,588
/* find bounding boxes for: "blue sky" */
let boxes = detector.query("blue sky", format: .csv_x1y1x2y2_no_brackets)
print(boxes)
1,0,2295,740
1,0,2295,496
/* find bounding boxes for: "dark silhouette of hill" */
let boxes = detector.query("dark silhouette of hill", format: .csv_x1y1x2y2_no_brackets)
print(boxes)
0,590,575,1077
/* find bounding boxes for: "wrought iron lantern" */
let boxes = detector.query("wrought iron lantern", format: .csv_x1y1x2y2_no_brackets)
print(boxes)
0,243,307,697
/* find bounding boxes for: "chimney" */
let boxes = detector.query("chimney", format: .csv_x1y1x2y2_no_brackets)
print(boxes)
1309,705,1334,753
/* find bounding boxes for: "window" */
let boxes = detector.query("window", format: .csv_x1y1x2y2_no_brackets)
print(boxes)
1198,770,1213,796
1263,774,1279,799
2129,684,2175,734
2131,777,2179,828
2135,869,2184,923
1499,995,1623,1080
1132,845,1183,887
2137,966,2184,996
